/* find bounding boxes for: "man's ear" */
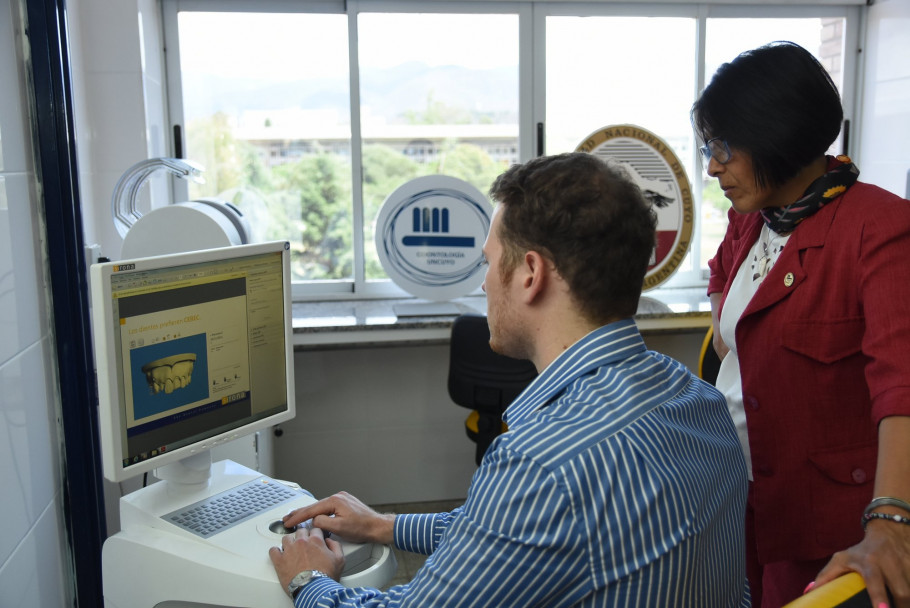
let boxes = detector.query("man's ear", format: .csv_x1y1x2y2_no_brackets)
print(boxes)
520,250,549,304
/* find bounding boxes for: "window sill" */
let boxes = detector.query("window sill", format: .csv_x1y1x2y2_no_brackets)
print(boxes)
291,287,710,350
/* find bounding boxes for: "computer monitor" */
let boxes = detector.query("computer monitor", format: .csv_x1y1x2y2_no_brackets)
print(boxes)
90,241,295,484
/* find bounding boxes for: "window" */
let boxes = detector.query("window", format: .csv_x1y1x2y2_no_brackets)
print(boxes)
163,1,859,299
356,12,519,282
166,9,354,289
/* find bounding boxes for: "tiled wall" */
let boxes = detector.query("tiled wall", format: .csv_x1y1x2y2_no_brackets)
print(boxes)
0,0,72,605
860,0,910,197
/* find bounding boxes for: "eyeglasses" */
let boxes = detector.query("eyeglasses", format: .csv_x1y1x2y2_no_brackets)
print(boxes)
699,138,732,165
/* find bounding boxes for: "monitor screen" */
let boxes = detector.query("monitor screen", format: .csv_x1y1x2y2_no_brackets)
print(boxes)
90,241,295,483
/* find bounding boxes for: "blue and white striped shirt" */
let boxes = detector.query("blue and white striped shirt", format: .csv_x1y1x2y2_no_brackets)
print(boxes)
297,319,749,607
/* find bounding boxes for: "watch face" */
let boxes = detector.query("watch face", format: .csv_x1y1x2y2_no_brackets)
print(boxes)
292,572,313,585
288,571,312,597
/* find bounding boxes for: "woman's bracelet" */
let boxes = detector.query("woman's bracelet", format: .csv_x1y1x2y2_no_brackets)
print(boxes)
864,496,910,517
862,511,910,531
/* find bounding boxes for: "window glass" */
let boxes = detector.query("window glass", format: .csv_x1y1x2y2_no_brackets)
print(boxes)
168,5,851,295
176,12,354,282
545,16,699,279
356,12,519,280
545,16,697,157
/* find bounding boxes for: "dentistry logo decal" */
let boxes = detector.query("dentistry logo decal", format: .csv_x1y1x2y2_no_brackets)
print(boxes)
576,124,694,291
375,175,492,301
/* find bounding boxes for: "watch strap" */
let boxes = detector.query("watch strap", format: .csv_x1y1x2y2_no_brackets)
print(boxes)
288,569,330,600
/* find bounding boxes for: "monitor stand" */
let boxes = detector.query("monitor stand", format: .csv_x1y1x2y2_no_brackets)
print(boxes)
101,458,397,608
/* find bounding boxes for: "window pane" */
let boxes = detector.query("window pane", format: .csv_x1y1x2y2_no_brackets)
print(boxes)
545,16,699,280
176,12,353,281
701,18,846,268
357,12,520,280
546,16,697,157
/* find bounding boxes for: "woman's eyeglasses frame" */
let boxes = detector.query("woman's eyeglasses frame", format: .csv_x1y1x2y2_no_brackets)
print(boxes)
699,138,732,165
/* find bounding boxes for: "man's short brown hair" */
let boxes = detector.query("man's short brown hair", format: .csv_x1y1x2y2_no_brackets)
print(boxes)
489,152,656,324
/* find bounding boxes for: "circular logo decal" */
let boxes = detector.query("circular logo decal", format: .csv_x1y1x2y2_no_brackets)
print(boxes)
576,124,694,291
375,175,492,301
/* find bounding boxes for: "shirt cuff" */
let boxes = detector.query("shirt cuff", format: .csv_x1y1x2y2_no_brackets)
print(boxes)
394,512,451,556
293,576,344,608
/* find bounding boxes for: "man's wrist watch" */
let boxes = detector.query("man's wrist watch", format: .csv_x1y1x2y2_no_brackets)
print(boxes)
287,570,330,600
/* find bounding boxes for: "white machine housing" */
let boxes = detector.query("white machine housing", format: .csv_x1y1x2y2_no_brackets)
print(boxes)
102,461,396,608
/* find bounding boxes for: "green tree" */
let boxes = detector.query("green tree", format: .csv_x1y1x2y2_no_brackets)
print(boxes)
702,178,731,215
273,154,353,280
362,144,421,279
185,112,263,197
432,142,506,194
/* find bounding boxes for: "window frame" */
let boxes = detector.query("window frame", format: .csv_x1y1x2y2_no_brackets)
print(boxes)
162,0,862,301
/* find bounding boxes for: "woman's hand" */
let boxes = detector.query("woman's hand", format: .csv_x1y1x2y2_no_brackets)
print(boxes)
709,293,730,360
813,519,910,607
712,328,730,361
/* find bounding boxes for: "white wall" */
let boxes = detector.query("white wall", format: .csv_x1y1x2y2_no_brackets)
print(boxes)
0,1,72,606
858,0,910,198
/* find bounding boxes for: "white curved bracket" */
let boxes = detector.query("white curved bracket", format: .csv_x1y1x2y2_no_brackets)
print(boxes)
111,157,206,238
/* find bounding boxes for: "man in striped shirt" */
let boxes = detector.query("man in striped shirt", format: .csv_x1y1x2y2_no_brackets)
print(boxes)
271,153,750,607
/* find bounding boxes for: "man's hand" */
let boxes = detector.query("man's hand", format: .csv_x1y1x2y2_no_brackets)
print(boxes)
813,519,910,608
269,527,345,592
282,491,396,545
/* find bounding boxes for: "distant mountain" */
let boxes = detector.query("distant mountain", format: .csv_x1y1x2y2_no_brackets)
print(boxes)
181,62,518,124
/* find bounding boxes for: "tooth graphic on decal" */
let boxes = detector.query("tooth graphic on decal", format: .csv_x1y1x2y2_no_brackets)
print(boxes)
141,354,197,395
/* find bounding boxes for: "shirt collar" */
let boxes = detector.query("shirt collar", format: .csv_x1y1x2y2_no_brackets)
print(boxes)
503,318,646,427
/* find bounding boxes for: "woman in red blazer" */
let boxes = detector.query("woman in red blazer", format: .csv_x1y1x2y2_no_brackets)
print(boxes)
694,42,910,608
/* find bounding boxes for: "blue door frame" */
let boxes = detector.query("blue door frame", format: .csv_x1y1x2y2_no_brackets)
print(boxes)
25,0,107,605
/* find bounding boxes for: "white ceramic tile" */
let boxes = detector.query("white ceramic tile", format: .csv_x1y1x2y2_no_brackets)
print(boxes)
0,496,69,608
0,0,31,174
78,2,142,73
0,340,61,566
78,168,102,246
138,0,165,85
142,76,168,158
84,71,148,175
0,174,43,365
92,168,130,262
867,1,910,82
860,0,910,198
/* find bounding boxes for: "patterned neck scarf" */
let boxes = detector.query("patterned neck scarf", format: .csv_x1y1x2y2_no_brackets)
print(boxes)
760,155,859,234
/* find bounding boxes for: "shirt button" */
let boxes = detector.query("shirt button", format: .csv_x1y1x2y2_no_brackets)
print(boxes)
756,465,774,477
851,468,867,484
745,396,760,411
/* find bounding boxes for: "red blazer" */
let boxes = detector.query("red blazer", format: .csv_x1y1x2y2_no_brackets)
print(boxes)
708,180,910,563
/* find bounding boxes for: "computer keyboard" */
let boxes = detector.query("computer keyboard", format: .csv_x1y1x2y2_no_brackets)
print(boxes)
163,477,304,538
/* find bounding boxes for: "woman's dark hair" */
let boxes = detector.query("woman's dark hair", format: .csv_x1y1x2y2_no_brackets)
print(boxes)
691,41,843,189
489,152,656,323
